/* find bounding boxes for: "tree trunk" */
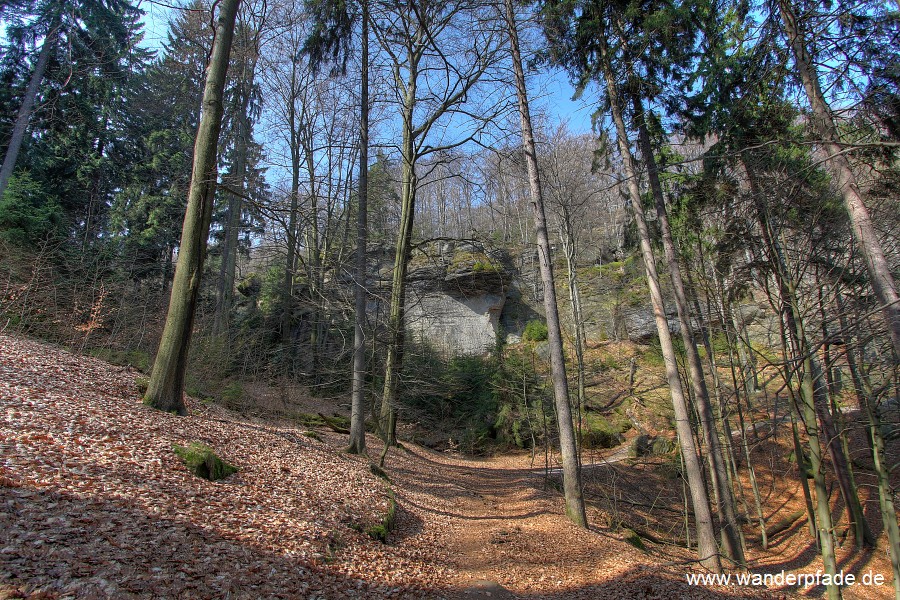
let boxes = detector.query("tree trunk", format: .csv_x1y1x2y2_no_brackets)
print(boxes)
779,0,900,358
743,155,872,549
692,260,768,550
347,0,369,455
633,96,743,565
838,299,900,600
0,10,59,200
301,120,323,380
144,0,241,415
504,0,586,528
214,111,249,336
380,51,418,448
558,208,587,441
600,45,719,571
215,38,256,337
281,59,303,358
742,156,841,599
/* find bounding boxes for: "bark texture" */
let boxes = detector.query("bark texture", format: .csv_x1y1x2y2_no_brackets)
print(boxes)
504,0,586,527
632,97,743,565
601,47,719,571
347,0,369,455
144,0,241,415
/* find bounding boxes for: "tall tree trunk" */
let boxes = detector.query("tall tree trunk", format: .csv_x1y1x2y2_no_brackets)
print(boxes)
632,96,743,565
282,78,301,352
347,0,369,455
742,155,872,548
0,10,59,200
302,124,323,380
837,296,900,600
504,0,586,528
380,50,419,449
692,259,768,550
779,0,900,358
215,32,257,337
558,209,587,439
742,155,841,598
600,45,719,571
214,108,249,336
144,0,241,415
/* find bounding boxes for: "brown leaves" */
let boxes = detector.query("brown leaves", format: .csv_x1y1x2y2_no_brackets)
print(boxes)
0,334,443,599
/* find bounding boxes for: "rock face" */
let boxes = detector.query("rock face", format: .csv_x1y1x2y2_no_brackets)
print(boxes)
404,242,509,356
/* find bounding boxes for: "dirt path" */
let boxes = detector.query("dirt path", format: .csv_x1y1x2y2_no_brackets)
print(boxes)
382,444,767,599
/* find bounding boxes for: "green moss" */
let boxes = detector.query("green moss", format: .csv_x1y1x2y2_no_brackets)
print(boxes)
623,528,648,551
448,250,495,272
220,382,244,408
581,414,628,449
294,413,326,428
173,442,237,481
366,494,397,543
88,347,152,372
302,430,322,441
369,463,391,483
135,377,149,395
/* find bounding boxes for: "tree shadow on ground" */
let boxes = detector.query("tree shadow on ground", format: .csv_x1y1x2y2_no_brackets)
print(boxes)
0,481,430,599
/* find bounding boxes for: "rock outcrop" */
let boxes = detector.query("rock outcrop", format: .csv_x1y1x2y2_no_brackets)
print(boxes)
404,242,510,356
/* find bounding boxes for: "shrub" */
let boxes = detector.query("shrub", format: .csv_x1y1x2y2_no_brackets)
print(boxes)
220,381,245,409
173,443,237,481
523,320,548,342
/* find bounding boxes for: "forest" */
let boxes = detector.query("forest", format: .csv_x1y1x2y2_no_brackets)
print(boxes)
0,0,898,598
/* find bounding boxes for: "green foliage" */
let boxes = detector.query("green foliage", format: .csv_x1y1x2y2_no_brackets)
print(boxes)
221,381,245,409
0,173,63,246
399,343,552,454
523,320,548,342
173,443,238,481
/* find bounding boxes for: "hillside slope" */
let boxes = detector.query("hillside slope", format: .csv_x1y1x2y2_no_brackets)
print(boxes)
0,334,823,599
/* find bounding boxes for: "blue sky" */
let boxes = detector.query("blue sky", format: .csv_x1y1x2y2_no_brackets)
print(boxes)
136,1,597,136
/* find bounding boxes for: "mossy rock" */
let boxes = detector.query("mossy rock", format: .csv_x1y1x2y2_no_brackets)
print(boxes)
366,494,397,543
173,442,237,481
623,528,647,551
302,430,322,442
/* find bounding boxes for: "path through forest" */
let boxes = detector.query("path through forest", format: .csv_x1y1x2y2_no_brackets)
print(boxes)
1,333,875,599
382,443,770,599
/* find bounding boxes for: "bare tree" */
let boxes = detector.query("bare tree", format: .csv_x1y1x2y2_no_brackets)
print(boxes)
503,0,586,527
372,0,504,448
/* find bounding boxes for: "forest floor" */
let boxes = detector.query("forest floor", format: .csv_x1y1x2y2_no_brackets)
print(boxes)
0,333,896,599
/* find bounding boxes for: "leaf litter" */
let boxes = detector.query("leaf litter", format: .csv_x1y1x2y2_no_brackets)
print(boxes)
2,334,891,599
